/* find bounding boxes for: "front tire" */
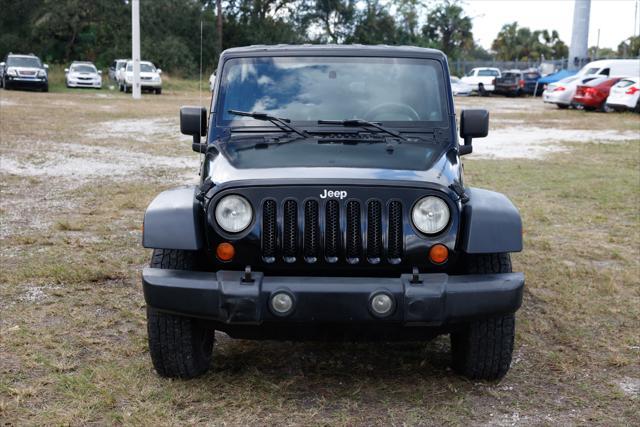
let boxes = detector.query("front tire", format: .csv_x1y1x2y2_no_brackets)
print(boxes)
450,253,516,380
146,249,214,379
557,103,569,109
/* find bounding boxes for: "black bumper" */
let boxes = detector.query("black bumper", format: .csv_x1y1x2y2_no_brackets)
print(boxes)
142,268,524,326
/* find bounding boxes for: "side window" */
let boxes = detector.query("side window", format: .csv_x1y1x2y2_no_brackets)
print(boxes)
111,61,116,69
599,68,610,76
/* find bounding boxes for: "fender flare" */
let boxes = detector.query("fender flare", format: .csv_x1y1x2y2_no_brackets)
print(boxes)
142,186,204,250
460,187,523,254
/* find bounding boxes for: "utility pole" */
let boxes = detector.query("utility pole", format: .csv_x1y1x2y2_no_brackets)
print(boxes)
132,0,141,99
216,0,223,56
568,0,591,70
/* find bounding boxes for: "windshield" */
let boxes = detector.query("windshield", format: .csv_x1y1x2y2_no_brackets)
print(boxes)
126,63,156,72
71,64,96,73
478,69,499,76
7,56,41,68
217,56,447,127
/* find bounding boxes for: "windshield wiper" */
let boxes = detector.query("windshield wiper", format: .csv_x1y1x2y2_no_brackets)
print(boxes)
228,109,310,138
317,119,407,141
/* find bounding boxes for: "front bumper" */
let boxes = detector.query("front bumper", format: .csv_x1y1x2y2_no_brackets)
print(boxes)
5,76,47,86
142,268,524,326
67,79,101,88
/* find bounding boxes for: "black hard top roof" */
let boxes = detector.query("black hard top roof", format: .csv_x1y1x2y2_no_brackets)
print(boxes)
221,44,447,60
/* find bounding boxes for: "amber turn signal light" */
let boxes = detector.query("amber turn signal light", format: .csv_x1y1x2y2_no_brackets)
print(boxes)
216,242,235,261
429,244,448,264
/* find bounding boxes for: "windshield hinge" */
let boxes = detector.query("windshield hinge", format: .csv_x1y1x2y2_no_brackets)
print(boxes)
449,181,469,204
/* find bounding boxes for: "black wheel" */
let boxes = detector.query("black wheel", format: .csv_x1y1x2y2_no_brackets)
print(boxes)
119,83,123,92
450,253,516,380
3,78,10,90
155,88,162,95
634,99,640,114
42,84,48,92
478,83,487,97
146,249,214,379
556,104,569,109
125,84,131,93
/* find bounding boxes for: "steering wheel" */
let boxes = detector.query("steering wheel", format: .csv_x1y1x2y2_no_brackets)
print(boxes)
364,103,420,121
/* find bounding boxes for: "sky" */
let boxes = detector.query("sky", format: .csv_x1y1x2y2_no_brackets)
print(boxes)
464,0,640,50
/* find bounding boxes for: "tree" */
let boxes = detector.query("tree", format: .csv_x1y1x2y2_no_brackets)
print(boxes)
312,0,356,43
491,22,568,61
617,36,640,57
348,0,397,44
421,0,473,59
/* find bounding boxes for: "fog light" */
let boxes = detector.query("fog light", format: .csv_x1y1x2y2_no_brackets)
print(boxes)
429,244,449,264
370,292,394,317
270,292,294,316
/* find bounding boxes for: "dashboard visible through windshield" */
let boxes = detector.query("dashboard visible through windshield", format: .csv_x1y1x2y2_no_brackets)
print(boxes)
216,56,448,127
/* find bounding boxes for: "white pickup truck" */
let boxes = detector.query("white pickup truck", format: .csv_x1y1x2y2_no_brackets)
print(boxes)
461,67,501,95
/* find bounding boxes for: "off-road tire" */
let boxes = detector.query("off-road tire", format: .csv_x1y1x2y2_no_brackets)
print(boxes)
557,104,569,109
451,253,515,380
155,88,162,95
146,249,214,378
478,83,487,97
633,99,640,114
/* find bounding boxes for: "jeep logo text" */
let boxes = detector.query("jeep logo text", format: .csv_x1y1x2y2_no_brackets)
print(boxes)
320,189,348,199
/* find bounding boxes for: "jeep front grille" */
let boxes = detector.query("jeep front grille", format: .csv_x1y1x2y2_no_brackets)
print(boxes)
261,197,404,264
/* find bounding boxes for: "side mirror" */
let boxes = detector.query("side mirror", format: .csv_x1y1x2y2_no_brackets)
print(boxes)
0,62,5,68
157,69,162,74
44,64,49,69
98,70,102,74
459,109,489,155
64,68,69,73
180,106,207,153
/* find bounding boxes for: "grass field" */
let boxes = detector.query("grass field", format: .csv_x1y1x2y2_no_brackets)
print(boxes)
1,86,639,425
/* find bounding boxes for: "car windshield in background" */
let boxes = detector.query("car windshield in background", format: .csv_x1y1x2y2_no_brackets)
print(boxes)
217,56,447,126
524,73,539,79
72,65,96,73
478,69,499,76
7,57,41,68
126,63,156,72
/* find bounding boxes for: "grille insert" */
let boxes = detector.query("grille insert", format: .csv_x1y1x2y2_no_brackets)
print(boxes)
388,201,403,262
262,200,277,263
283,200,297,262
367,201,382,263
304,200,319,263
325,200,340,262
346,201,362,263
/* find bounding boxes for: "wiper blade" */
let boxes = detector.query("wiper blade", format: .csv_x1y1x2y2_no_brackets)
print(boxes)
317,119,407,140
228,109,310,138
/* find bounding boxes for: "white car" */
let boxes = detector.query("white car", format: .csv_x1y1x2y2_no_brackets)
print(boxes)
450,76,472,96
543,75,604,109
120,60,162,94
209,72,216,92
460,67,501,95
605,77,640,113
65,62,102,89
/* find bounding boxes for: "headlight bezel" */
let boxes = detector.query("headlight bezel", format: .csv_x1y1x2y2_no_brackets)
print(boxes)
411,195,451,236
214,194,254,234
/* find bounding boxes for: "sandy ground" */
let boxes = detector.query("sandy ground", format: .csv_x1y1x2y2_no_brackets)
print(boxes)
1,88,639,425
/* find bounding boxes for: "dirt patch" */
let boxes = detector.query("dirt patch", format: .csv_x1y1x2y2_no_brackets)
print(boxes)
473,127,639,159
90,117,189,142
618,377,640,399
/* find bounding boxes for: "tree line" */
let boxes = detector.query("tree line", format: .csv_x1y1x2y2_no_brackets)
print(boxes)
1,0,638,75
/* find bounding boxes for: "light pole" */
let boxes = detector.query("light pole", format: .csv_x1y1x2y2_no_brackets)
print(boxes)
132,0,141,99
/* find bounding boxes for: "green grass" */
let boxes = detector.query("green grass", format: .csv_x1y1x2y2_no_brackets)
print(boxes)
1,92,639,425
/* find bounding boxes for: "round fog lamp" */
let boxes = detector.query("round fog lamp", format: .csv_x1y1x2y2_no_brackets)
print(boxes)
270,292,294,316
370,293,394,317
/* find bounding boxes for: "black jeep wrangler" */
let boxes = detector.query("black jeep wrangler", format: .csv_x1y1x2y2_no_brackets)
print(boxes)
142,45,524,380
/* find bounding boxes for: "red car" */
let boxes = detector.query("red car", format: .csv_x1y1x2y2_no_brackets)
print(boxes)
572,77,622,111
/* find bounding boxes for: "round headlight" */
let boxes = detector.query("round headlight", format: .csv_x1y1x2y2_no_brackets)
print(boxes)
412,196,450,235
215,195,252,233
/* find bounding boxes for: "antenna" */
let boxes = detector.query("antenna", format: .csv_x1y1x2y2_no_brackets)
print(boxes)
199,19,205,168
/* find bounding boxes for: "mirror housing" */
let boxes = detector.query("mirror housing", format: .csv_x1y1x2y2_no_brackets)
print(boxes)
98,70,102,74
180,106,207,152
0,62,5,68
44,64,49,69
64,68,69,73
459,109,489,155
157,69,162,74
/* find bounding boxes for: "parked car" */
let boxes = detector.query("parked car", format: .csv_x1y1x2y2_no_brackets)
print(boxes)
543,75,604,109
577,59,640,78
450,76,472,96
0,53,48,91
460,67,501,95
605,77,640,113
209,72,216,92
65,61,102,89
120,60,162,94
494,69,541,96
141,45,524,381
109,59,128,81
572,77,622,111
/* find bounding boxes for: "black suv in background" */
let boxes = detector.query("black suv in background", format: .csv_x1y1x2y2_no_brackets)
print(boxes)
494,69,542,96
0,53,49,91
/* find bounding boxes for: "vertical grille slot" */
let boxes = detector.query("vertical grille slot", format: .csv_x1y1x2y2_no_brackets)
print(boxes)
283,200,297,262
367,200,382,263
388,201,403,262
262,200,277,262
304,200,319,262
346,200,362,263
325,200,340,262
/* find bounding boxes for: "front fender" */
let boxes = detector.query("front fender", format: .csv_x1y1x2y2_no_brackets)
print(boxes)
460,187,523,254
142,186,203,250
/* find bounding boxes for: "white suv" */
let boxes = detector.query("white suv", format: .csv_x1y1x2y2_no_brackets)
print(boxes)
120,60,162,94
461,67,501,95
65,61,102,89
